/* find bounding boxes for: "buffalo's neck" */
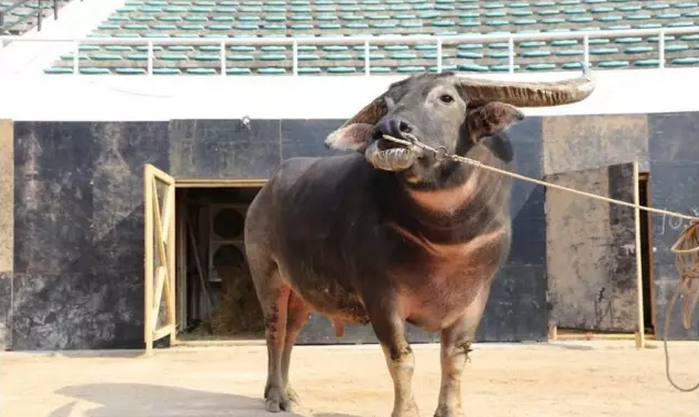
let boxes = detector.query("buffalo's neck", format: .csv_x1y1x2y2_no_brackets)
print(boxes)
383,157,512,246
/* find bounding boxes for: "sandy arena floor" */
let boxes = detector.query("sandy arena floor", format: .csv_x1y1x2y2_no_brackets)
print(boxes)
0,340,697,417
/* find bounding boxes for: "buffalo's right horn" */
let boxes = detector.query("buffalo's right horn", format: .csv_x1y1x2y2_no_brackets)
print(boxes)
458,67,596,108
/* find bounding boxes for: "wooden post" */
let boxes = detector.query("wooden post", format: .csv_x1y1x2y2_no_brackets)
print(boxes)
633,161,645,349
144,165,155,356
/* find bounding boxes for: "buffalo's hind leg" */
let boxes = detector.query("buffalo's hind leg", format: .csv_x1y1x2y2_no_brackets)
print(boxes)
258,279,293,413
282,290,311,405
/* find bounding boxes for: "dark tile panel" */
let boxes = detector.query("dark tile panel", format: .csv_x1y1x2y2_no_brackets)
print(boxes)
14,122,95,180
508,115,542,144
169,119,281,178
475,265,547,342
12,271,143,350
12,121,169,349
0,271,11,348
281,119,351,159
648,113,699,164
13,178,94,274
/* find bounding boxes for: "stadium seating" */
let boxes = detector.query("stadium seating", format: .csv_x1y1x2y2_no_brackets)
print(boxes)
0,0,73,35
41,0,699,75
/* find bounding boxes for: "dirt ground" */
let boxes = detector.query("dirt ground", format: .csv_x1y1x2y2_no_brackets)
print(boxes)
1,340,697,417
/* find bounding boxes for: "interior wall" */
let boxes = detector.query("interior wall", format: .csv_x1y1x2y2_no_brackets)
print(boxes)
5,111,698,350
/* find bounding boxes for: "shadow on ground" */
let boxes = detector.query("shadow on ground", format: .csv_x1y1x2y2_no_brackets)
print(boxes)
49,383,362,417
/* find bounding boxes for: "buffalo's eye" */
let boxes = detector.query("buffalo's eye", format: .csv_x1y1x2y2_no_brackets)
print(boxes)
439,94,454,104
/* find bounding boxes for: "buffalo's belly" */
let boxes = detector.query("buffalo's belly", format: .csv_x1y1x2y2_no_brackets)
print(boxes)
280,261,370,324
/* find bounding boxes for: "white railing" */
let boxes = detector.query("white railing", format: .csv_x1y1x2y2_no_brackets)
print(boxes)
1,26,699,75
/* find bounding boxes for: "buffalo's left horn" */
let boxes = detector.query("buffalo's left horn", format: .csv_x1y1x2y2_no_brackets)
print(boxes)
457,67,596,108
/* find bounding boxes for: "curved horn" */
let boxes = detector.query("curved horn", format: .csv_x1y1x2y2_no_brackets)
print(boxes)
365,140,420,171
458,67,596,108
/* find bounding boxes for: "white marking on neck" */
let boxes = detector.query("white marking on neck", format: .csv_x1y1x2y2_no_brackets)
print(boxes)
408,170,482,215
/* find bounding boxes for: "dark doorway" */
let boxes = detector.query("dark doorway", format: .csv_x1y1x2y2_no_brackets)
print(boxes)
175,186,266,342
639,173,656,335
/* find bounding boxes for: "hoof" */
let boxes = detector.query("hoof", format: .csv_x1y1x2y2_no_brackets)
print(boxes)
265,385,293,413
286,386,301,405
434,405,463,417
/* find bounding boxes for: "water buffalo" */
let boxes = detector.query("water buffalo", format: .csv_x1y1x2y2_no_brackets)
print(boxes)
244,70,595,417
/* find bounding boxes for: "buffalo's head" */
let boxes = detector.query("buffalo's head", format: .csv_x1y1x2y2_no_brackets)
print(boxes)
325,70,595,186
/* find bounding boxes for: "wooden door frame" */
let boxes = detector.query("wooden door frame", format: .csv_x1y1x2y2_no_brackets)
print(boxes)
144,171,268,354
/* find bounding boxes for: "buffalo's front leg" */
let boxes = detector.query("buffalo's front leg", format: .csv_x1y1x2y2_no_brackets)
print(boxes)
281,290,311,405
371,311,420,417
434,285,491,417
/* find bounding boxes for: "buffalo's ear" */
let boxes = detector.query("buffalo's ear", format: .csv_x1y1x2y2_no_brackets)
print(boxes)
466,102,524,143
324,123,376,152
324,94,388,152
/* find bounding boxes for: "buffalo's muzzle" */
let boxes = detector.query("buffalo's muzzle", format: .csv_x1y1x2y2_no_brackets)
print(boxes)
373,117,413,141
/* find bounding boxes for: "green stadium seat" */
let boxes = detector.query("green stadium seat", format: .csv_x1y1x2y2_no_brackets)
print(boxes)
623,46,653,54
485,11,506,17
523,50,551,58
370,66,393,73
188,68,218,75
44,67,73,74
520,41,546,48
556,49,583,56
599,15,622,22
106,45,133,52
515,19,537,25
298,54,320,61
490,64,521,71
327,66,356,73
347,23,369,29
618,5,642,11
225,54,253,61
457,63,488,72
185,16,208,22
327,53,353,60
597,60,629,68
670,57,699,65
489,52,509,59
98,23,121,30
298,67,322,75
392,52,418,59
260,54,286,61
589,38,610,44
561,62,583,70
633,59,659,67
108,16,130,22
615,37,642,44
646,3,670,10
590,47,618,55
665,44,690,52
80,67,112,75
657,13,681,19
79,45,102,52
227,67,253,74
681,34,699,41
669,21,694,27
570,16,593,22
551,39,578,46
159,16,182,22
116,67,148,75
526,63,556,71
397,66,426,73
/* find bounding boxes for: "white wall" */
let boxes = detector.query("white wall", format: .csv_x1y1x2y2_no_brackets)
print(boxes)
1,68,699,122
